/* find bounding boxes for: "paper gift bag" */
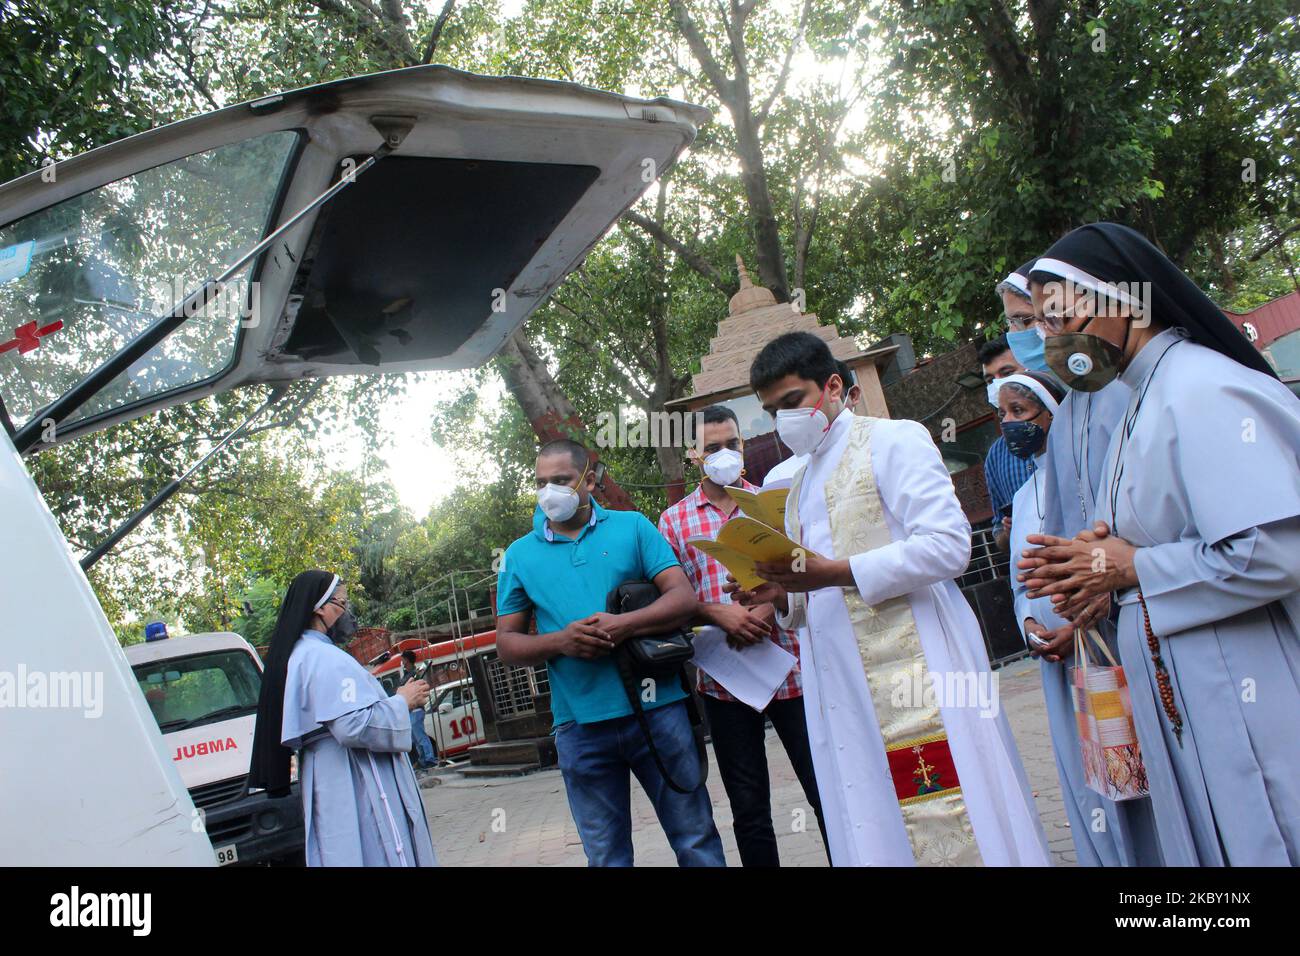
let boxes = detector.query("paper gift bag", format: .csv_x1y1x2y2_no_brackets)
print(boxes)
1069,627,1149,802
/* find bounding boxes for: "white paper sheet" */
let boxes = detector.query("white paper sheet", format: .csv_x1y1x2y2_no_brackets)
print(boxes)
691,625,797,712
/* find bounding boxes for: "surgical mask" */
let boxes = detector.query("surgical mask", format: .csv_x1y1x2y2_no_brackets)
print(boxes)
1007,326,1047,372
701,448,743,486
986,378,1003,407
775,388,834,457
1001,419,1047,459
327,609,357,645
1044,331,1124,392
536,461,589,522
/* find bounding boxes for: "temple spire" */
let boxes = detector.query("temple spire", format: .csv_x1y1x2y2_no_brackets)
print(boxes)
728,254,777,316
736,254,753,289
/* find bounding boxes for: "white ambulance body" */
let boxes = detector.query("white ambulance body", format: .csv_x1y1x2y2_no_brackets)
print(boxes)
0,65,706,864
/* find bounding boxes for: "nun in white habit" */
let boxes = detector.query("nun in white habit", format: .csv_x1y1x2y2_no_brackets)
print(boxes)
250,570,438,866
1024,223,1300,866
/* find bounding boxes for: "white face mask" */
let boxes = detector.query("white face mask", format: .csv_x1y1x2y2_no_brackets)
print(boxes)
986,378,1004,407
775,402,832,457
701,448,744,486
537,481,582,522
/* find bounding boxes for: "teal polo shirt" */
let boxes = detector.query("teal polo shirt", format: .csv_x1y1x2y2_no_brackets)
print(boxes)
496,500,686,727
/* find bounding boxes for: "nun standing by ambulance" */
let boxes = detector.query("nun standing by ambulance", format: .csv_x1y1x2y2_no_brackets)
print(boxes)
998,370,1161,867
1023,223,1300,866
250,570,438,866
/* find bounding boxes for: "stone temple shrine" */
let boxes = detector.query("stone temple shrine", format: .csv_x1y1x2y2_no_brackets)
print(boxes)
665,256,898,484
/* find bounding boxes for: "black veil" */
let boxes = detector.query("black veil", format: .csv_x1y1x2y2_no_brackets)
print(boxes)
249,569,338,795
1029,222,1275,378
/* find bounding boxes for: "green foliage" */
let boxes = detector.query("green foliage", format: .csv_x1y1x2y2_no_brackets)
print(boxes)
229,576,282,651
376,481,535,631
0,0,177,180
8,0,1300,643
851,0,1300,350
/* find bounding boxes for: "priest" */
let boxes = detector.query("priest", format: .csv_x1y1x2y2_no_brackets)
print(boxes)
728,332,1050,866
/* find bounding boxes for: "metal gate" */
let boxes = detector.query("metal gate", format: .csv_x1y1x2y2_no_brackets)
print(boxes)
482,651,550,718
959,525,1029,666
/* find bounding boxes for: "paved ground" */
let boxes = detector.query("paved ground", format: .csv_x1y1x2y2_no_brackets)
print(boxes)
420,657,1076,866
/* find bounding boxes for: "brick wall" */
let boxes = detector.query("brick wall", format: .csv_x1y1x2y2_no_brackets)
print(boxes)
883,341,997,524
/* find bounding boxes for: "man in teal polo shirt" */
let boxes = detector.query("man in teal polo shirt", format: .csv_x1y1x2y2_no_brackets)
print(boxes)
496,438,725,866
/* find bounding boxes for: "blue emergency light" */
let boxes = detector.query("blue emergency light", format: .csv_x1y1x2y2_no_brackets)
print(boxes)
145,621,169,642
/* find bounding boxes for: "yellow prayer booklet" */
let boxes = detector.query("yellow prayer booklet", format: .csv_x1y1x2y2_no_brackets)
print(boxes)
724,486,789,531
686,516,810,590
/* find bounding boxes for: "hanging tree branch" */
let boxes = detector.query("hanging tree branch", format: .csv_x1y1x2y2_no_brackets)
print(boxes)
421,0,458,63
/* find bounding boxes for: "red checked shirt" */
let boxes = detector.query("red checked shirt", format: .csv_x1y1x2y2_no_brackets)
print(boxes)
656,480,803,703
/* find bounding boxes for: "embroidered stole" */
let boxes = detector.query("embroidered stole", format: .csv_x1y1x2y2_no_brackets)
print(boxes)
789,415,982,866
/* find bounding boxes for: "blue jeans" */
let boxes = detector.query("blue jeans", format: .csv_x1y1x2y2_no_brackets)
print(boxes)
554,700,726,867
410,708,436,766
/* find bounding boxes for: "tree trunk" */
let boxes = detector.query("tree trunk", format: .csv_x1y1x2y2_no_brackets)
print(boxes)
645,182,689,505
497,332,640,512
732,109,790,301
670,0,792,300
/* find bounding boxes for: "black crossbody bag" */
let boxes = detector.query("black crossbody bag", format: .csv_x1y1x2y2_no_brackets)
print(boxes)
607,580,709,795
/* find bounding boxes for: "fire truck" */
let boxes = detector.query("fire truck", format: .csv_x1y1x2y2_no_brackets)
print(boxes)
369,632,497,760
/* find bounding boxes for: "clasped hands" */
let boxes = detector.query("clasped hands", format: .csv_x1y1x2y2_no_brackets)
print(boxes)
1018,521,1140,659
554,612,635,659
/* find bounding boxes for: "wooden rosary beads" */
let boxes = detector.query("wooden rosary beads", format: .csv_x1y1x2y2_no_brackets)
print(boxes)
1137,591,1183,746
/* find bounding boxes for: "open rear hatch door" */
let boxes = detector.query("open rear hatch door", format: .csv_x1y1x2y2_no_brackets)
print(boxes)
0,65,708,445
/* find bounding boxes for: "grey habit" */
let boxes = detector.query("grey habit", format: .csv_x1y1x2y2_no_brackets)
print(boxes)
1097,327,1300,865
283,630,438,867
1015,380,1163,866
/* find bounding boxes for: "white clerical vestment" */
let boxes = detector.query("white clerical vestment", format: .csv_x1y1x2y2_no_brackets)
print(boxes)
779,410,1049,866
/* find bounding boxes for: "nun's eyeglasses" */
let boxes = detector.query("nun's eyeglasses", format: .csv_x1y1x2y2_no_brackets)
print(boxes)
1038,298,1088,334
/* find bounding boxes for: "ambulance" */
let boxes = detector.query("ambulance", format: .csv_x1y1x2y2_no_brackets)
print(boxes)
125,627,305,865
0,64,707,864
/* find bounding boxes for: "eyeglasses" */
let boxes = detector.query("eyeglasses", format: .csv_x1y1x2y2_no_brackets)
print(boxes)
1038,297,1088,335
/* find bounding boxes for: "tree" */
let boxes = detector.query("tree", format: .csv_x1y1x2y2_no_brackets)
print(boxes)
0,0,179,180
847,0,1300,347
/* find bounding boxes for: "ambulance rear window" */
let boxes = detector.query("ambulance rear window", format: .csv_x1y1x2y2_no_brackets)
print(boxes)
0,130,298,430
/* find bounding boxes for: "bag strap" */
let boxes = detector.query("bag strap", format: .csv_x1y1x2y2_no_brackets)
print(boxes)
614,652,707,795
679,669,710,787
1082,626,1120,667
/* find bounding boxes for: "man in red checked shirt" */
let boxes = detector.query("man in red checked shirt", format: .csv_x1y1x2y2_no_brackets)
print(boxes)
657,404,828,866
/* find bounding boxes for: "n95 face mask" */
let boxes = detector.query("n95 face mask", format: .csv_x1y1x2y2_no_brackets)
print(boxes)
775,403,831,456
702,448,744,486
1044,332,1124,392
537,482,581,521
